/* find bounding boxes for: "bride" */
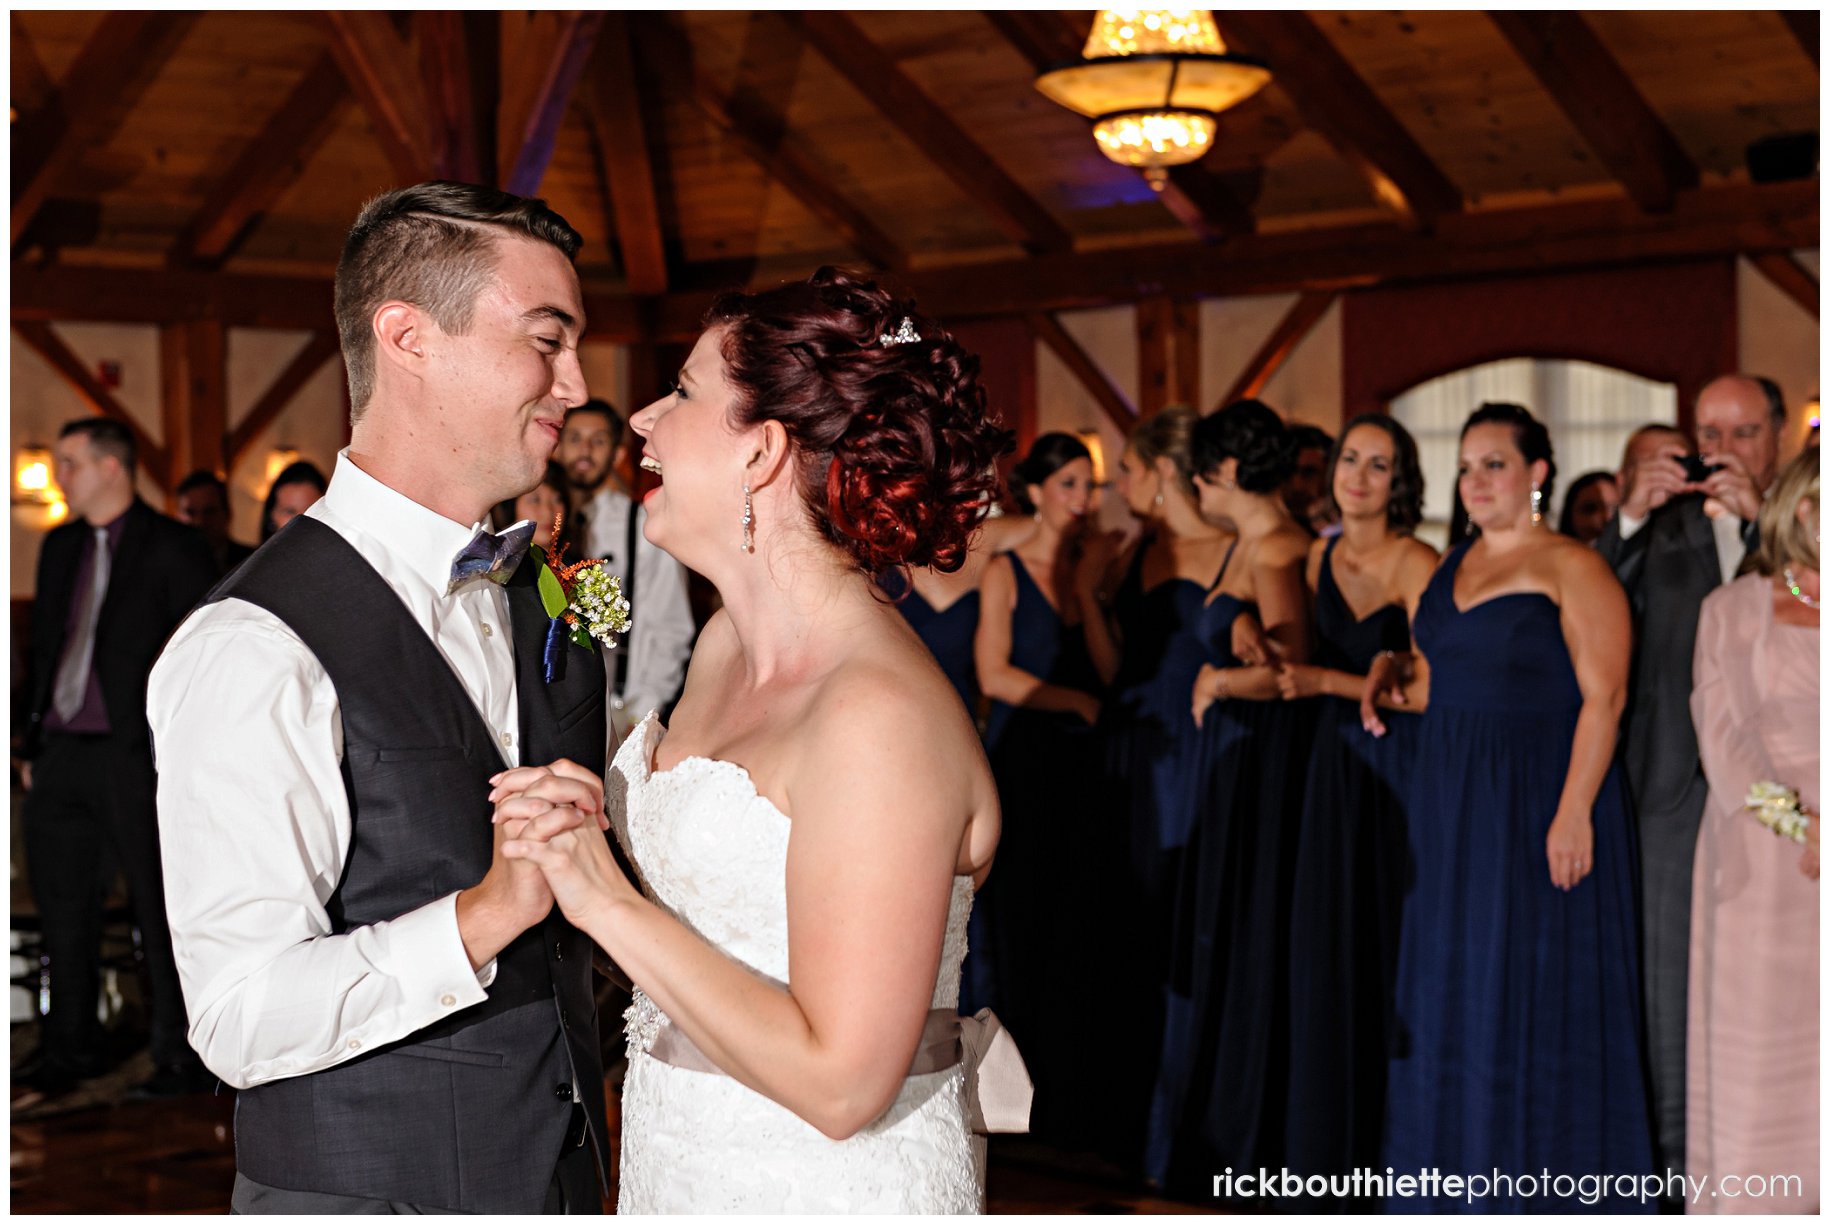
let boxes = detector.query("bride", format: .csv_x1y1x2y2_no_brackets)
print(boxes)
493,269,1015,1212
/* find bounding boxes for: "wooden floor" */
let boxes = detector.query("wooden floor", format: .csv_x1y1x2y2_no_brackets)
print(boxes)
10,1048,1208,1215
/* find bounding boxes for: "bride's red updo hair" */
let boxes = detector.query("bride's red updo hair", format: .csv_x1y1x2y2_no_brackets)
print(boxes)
705,267,1014,574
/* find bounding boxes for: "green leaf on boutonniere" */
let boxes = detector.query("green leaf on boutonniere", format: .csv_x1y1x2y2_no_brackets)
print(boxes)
569,624,593,650
533,547,567,619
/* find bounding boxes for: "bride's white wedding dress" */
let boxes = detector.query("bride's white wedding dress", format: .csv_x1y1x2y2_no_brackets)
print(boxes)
608,714,983,1213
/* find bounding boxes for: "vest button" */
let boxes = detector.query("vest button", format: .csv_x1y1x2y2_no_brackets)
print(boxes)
555,1083,572,1101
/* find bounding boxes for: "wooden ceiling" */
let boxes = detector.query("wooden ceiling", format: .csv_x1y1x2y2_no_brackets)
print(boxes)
11,9,1821,340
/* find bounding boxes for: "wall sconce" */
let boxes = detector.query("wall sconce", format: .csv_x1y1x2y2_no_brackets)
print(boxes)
1075,430,1109,486
264,446,301,491
13,444,67,527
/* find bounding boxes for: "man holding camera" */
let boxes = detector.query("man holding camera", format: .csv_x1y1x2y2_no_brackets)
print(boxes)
1597,373,1787,1198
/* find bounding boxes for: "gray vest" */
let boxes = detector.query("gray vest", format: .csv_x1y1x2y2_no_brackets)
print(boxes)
205,518,609,1213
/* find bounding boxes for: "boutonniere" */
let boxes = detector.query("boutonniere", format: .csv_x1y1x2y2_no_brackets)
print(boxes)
533,545,633,683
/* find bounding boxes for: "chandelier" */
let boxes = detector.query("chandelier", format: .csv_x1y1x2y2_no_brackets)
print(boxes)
1035,9,1270,190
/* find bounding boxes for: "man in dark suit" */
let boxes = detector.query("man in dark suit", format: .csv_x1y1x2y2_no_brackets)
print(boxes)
174,468,256,576
1595,374,1786,1190
21,418,220,1097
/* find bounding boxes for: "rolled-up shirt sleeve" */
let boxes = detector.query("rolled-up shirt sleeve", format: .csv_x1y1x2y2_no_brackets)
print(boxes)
149,601,494,1090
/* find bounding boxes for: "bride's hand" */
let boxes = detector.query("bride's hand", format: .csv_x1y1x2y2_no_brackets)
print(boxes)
501,807,637,931
488,758,609,831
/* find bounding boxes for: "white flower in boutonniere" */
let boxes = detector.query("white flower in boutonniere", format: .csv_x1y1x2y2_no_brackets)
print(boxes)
532,546,634,683
1746,780,1811,844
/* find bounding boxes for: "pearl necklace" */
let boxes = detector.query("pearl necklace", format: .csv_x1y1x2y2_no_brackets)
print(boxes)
1783,566,1820,609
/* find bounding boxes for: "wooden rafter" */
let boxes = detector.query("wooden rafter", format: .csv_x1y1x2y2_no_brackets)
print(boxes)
1489,11,1700,213
12,12,199,246
1748,252,1820,320
1217,13,1463,228
641,15,905,271
497,12,604,194
1137,296,1174,417
1781,11,1818,69
1222,292,1337,407
172,53,350,265
322,11,433,184
985,10,1255,243
1172,297,1201,409
581,15,668,292
417,12,491,184
160,321,228,485
10,14,56,118
12,321,170,486
1026,312,1137,433
792,11,1074,256
227,332,345,466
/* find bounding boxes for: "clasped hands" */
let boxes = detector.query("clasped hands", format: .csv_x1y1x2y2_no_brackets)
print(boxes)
1191,612,1312,727
484,758,633,933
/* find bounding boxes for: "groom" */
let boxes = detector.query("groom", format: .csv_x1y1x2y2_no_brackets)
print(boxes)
149,183,612,1213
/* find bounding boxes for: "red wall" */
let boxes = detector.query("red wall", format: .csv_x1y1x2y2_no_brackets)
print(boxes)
1341,259,1739,432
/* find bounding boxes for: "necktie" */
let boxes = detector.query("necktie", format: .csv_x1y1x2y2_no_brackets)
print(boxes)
52,526,110,722
447,520,536,595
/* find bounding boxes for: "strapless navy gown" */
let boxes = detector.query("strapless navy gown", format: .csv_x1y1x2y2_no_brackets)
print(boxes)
1151,577,1314,1190
1383,542,1654,1212
974,554,1100,1138
1284,537,1419,1207
1097,540,1220,1159
881,568,979,715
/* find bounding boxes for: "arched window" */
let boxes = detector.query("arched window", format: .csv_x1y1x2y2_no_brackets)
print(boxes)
1390,358,1678,545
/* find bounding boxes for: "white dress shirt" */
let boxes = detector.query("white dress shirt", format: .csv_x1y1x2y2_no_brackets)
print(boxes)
149,452,530,1090
578,484,696,735
1616,505,1749,586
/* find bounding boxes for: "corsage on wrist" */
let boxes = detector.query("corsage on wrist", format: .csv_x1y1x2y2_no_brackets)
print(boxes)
1746,780,1811,844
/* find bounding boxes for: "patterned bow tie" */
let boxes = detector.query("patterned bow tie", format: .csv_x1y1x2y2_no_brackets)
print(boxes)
447,520,535,595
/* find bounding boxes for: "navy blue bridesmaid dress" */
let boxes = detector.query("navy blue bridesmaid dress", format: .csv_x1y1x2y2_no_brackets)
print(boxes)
1383,541,1654,1212
973,552,1101,1141
1283,537,1420,1207
1096,537,1223,1161
1149,556,1314,1191
881,567,979,715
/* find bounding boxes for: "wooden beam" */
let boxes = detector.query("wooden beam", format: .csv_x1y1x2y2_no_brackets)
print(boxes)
12,321,170,486
1221,292,1337,407
417,12,490,184
160,321,229,492
1781,11,1818,69
985,11,1254,242
1026,312,1137,433
582,15,668,293
792,11,1073,255
10,14,57,118
498,12,603,194
1748,252,1820,320
1216,13,1463,228
322,11,433,184
13,13,198,246
172,53,349,265
1489,11,1699,213
227,332,344,466
1136,296,1174,416
1171,297,1202,407
641,15,906,271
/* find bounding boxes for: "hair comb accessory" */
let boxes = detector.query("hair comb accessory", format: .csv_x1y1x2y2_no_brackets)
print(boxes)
880,317,921,346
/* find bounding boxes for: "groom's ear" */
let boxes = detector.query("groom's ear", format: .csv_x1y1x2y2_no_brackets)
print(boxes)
372,301,427,383
745,420,793,491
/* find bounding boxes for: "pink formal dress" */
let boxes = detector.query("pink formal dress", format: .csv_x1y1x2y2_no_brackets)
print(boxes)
1687,572,1819,1214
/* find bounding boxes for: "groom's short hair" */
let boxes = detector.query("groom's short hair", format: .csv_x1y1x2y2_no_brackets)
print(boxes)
335,181,583,420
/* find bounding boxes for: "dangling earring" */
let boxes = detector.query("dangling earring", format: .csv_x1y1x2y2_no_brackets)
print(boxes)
741,481,754,553
1530,484,1542,525
1153,491,1165,509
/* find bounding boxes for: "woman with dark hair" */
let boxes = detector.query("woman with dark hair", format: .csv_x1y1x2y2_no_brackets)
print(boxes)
490,460,572,559
1151,399,1312,1188
260,460,328,542
1269,413,1437,1203
969,432,1101,1139
1378,402,1654,1210
492,268,1015,1211
1558,469,1620,544
1087,405,1233,1161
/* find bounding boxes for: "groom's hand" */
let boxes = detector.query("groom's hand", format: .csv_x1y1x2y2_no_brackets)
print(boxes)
456,763,603,971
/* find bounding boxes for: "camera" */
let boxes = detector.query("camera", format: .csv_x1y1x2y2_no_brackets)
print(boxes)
1678,454,1724,483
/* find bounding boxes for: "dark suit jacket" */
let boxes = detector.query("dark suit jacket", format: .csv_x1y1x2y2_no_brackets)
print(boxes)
1594,493,1731,825
25,499,219,758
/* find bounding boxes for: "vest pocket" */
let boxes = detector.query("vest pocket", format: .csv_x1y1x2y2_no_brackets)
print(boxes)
389,1042,507,1068
374,747,471,763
